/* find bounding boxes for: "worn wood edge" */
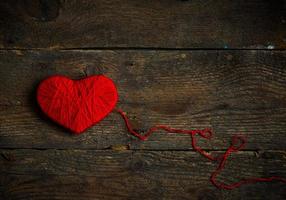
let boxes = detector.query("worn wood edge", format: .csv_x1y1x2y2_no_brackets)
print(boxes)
1,47,286,51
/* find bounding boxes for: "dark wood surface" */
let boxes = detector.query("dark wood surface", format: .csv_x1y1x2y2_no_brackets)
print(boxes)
1,150,286,200
0,0,286,200
0,0,285,49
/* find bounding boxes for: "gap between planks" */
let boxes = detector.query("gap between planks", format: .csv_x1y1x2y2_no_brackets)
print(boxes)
0,47,286,51
0,147,283,153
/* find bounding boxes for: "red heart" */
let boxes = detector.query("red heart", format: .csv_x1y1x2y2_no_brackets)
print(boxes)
37,75,118,134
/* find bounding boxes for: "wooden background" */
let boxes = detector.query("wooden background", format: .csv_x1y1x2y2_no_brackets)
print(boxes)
0,0,286,199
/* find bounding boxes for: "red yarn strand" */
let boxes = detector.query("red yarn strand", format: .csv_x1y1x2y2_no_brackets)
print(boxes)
115,108,286,190
210,135,286,190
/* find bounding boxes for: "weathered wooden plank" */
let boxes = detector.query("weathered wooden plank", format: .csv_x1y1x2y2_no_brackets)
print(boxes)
1,105,286,150
0,150,286,200
1,50,286,107
1,50,286,150
0,0,285,49
2,175,284,200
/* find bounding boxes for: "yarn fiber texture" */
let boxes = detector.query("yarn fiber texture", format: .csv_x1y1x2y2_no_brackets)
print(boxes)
37,75,118,133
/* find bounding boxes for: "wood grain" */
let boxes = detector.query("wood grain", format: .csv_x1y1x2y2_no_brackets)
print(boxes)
0,50,286,150
0,0,285,49
1,105,286,151
1,0,286,198
1,149,286,200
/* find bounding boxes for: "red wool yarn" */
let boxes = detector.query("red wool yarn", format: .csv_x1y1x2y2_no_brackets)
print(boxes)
116,109,286,190
37,75,286,190
37,75,118,133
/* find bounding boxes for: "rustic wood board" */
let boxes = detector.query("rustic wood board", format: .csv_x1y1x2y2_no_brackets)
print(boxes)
1,1,286,199
0,0,285,49
0,50,286,150
1,150,286,200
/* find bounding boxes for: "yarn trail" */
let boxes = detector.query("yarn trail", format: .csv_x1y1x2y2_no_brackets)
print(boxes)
115,108,286,190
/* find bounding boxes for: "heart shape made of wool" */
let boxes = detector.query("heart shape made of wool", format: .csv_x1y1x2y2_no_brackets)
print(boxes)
37,75,118,134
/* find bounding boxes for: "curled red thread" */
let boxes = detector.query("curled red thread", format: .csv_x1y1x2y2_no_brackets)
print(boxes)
115,108,286,190
210,135,286,190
